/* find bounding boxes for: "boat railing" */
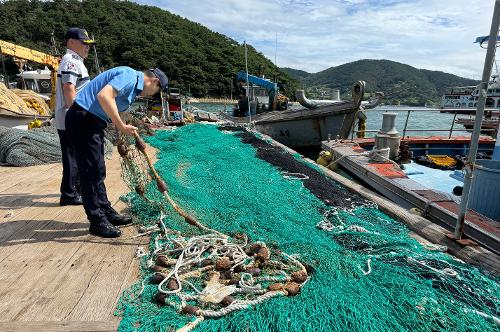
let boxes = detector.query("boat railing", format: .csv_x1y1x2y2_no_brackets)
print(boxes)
352,108,498,139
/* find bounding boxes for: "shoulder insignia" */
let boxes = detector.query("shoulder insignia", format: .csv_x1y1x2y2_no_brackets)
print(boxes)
66,62,77,71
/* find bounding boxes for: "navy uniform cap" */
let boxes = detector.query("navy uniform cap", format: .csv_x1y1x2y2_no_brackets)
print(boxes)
150,68,168,92
65,28,96,44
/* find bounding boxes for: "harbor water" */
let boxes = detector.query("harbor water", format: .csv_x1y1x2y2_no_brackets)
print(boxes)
189,103,473,138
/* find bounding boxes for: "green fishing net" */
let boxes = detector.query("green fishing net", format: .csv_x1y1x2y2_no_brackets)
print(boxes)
116,123,499,332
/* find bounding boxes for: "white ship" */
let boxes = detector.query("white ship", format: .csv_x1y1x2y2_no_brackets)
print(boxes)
441,76,500,109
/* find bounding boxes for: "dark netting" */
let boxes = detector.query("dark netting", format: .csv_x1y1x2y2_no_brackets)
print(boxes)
116,123,499,332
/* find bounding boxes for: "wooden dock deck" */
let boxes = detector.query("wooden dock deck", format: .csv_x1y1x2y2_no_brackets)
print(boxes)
0,148,145,331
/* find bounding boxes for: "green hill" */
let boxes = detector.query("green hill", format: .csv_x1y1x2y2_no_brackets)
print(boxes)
296,59,479,106
0,0,298,97
280,67,312,81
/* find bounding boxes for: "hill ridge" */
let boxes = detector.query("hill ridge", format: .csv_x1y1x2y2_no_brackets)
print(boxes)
282,59,478,105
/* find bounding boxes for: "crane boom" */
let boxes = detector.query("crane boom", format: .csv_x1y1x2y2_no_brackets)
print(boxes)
0,40,60,111
236,71,277,93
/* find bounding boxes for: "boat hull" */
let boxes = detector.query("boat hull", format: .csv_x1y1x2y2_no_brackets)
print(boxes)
224,101,357,147
0,112,49,128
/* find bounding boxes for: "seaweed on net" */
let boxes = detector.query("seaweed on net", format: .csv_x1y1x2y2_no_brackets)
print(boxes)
116,123,499,332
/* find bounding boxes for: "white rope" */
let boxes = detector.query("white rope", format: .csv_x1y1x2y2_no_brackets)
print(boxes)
197,291,286,318
281,172,309,180
135,246,147,258
358,258,372,275
407,257,458,278
176,316,205,332
151,225,307,318
422,243,448,252
463,308,500,327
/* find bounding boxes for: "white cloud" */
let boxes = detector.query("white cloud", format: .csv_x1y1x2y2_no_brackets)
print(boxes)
134,0,494,78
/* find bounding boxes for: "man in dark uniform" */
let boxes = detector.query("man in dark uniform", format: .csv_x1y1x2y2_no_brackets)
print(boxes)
65,66,168,238
55,28,95,206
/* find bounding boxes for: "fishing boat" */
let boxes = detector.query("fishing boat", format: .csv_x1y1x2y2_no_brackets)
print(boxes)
222,80,367,148
455,114,499,136
0,80,50,128
321,111,500,255
317,19,500,252
445,78,500,136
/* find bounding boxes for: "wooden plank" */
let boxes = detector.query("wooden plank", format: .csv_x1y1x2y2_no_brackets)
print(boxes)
3,202,134,321
0,321,118,332
0,205,80,264
0,209,92,319
0,176,62,246
0,163,60,194
0,147,142,323
65,226,143,321
0,169,61,214
0,160,123,256
7,186,132,321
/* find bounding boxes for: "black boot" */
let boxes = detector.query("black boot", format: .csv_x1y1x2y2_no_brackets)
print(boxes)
89,220,121,238
60,195,84,206
104,207,133,226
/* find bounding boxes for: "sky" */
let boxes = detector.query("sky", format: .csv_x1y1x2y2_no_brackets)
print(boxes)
135,0,494,79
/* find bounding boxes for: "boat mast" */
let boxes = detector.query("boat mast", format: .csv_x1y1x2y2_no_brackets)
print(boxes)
454,0,500,239
275,32,277,66
244,40,251,123
92,35,101,74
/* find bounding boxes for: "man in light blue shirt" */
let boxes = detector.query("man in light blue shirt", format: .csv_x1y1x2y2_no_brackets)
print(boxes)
65,67,168,238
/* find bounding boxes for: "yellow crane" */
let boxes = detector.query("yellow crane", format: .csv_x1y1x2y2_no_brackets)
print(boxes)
0,39,60,111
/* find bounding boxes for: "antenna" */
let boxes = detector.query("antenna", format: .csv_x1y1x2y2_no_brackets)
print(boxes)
274,32,277,66
244,40,251,123
50,31,60,56
92,35,101,74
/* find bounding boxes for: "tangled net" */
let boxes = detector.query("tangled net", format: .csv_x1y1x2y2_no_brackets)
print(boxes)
117,131,310,330
0,125,113,166
0,125,61,166
116,124,499,332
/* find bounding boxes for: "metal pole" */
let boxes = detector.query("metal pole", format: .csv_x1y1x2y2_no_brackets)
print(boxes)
160,90,167,122
1,54,9,87
230,79,233,101
244,41,251,123
402,110,411,137
448,113,457,139
454,0,500,239
275,32,278,66
92,35,101,74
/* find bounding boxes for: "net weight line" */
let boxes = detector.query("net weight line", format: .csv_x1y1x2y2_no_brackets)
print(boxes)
117,132,311,326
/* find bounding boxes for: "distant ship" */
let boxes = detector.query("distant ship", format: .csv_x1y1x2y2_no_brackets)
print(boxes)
441,75,500,110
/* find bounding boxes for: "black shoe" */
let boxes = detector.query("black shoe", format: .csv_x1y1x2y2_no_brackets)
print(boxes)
104,206,133,226
107,213,133,226
60,195,83,206
89,221,122,238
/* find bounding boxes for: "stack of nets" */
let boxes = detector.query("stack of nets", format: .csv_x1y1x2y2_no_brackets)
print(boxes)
0,125,113,166
0,125,61,166
117,123,499,332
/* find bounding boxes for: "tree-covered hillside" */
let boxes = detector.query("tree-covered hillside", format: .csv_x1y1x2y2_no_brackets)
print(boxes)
280,67,311,81
0,0,298,97
298,59,479,106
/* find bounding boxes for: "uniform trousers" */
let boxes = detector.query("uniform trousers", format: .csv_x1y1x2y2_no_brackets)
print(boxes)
65,103,112,224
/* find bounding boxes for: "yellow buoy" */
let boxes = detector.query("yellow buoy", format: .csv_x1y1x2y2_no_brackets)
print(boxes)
28,119,43,129
316,151,332,166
